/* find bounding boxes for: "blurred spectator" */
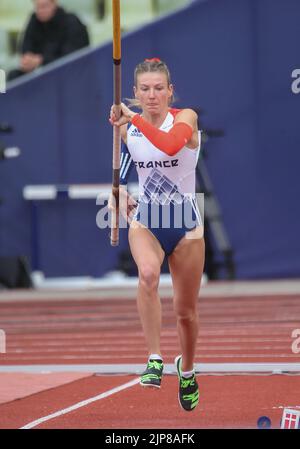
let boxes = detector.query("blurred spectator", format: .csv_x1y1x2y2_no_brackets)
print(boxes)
8,0,89,81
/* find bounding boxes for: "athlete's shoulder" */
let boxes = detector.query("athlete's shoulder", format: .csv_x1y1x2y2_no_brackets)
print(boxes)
169,108,198,120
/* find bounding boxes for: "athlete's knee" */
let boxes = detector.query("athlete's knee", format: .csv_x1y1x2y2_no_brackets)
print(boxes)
174,302,198,324
178,312,198,325
138,264,160,292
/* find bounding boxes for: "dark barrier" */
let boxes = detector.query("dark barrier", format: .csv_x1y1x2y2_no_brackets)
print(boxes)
0,0,299,278
0,256,32,289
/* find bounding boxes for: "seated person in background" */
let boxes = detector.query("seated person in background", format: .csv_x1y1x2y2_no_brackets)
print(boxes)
8,0,90,81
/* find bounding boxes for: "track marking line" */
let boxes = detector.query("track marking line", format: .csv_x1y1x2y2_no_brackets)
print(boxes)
19,377,140,429
3,362,300,374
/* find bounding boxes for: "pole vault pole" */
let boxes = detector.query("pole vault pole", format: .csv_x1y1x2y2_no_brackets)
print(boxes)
110,0,121,246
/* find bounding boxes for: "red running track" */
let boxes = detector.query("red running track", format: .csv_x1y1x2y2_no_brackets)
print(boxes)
0,374,299,429
0,295,299,364
0,293,299,428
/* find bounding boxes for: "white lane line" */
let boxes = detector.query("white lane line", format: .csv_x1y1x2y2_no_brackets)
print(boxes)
19,377,140,429
3,362,300,374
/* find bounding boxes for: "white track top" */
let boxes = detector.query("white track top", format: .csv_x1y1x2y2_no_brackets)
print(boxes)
127,109,201,202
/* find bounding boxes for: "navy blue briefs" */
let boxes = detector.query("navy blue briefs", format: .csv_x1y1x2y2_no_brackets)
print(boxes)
132,198,202,256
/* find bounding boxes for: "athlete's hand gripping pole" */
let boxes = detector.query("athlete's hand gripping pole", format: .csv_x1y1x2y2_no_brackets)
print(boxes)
110,0,121,246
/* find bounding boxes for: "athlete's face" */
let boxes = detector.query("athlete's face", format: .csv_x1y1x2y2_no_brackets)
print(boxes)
134,72,173,115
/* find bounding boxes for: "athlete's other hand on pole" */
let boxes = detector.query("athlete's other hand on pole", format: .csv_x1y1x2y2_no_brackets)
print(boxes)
108,186,137,224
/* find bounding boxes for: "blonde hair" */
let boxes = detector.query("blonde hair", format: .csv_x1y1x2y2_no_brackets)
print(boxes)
126,59,174,109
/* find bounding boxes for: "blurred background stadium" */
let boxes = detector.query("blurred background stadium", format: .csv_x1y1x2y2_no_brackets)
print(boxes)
0,0,299,290
0,0,191,73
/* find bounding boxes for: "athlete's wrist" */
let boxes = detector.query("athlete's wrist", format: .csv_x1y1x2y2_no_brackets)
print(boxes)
120,103,138,121
129,111,138,120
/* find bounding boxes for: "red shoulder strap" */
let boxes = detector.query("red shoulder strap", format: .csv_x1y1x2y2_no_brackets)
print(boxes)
169,108,182,118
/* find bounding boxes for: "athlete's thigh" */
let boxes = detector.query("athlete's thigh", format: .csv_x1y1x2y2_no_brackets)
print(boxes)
168,230,205,307
129,221,165,270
